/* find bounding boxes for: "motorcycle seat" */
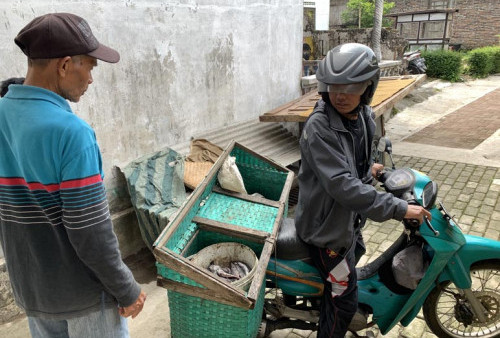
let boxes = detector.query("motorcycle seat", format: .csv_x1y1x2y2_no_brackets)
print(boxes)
274,218,312,262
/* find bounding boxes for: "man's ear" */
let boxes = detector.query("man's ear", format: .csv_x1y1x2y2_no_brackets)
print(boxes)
56,57,72,78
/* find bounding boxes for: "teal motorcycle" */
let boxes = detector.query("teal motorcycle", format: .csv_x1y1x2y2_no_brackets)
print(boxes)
261,138,500,338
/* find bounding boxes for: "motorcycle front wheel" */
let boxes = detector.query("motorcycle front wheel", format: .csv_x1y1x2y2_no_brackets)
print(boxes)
423,261,500,338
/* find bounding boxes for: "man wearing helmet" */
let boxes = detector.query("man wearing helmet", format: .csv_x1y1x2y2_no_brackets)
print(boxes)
294,43,431,337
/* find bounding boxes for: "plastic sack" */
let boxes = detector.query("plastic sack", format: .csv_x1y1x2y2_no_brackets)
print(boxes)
392,243,428,290
217,156,247,194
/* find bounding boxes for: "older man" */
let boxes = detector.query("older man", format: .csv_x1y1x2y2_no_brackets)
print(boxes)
0,13,145,338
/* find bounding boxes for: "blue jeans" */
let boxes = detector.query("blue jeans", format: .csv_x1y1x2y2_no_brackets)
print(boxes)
28,303,129,338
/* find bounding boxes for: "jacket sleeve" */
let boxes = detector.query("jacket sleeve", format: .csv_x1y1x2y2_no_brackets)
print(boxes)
60,142,140,307
301,119,407,222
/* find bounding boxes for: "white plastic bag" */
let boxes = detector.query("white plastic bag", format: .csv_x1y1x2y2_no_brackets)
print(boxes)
217,156,247,194
392,244,428,290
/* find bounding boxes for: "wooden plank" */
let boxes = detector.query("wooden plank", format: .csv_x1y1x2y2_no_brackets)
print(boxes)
247,238,275,303
373,74,427,118
212,186,281,208
157,277,256,309
193,216,269,242
259,75,426,123
153,242,253,309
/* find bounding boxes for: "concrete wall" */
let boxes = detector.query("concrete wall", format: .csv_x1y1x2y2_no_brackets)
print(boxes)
305,28,408,62
0,1,303,256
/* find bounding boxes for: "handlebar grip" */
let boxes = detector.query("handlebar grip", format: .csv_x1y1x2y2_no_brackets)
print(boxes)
376,170,386,183
405,219,420,228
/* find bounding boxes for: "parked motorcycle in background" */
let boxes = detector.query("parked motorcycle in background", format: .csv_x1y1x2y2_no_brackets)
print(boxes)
403,50,427,74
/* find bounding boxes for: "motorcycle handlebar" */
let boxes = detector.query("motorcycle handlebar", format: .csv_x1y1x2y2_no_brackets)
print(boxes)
376,170,388,183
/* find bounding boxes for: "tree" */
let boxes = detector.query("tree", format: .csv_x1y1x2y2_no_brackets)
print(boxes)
372,0,384,61
342,0,395,29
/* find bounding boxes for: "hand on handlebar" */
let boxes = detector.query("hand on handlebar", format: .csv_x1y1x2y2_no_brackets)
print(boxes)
404,205,432,225
371,163,384,180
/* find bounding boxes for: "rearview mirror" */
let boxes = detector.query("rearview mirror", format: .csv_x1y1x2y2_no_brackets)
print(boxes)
376,137,395,169
377,137,387,152
377,137,392,154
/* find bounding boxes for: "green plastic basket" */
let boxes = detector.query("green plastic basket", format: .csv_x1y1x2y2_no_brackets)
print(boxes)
167,275,266,338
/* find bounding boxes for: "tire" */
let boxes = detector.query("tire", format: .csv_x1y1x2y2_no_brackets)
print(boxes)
408,64,423,74
423,261,500,338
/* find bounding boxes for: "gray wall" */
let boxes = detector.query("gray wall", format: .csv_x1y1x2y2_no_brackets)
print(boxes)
0,0,303,256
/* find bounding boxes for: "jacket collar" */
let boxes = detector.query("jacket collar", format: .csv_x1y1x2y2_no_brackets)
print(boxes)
319,99,365,132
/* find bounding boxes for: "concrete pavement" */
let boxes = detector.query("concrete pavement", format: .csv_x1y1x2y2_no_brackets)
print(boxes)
1,75,499,337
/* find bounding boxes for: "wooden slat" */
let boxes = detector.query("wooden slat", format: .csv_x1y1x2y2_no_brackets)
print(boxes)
373,74,427,116
193,216,269,242
259,75,427,123
157,277,255,309
247,238,275,303
153,245,253,309
212,186,281,208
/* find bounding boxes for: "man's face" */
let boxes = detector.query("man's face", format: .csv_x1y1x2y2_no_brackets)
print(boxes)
328,91,362,119
327,82,368,120
60,55,97,102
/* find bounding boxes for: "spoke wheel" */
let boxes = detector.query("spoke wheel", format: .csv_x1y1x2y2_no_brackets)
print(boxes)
423,261,500,337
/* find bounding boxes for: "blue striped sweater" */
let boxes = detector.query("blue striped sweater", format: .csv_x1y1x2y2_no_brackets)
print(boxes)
0,85,140,319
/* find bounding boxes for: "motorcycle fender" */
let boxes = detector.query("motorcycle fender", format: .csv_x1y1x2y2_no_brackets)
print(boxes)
400,289,434,327
437,234,500,287
402,236,500,327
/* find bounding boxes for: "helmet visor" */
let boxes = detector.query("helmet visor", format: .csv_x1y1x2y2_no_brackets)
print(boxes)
327,81,370,95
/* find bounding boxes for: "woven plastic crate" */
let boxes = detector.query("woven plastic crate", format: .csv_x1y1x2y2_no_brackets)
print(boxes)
168,276,266,338
230,146,288,201
153,141,293,338
157,230,266,337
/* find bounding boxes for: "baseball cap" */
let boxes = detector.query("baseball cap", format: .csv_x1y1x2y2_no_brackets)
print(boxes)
14,13,120,63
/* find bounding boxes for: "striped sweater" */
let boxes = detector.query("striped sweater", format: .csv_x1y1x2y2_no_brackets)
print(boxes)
0,85,140,319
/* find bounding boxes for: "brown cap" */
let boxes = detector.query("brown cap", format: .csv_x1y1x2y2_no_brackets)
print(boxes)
14,13,120,63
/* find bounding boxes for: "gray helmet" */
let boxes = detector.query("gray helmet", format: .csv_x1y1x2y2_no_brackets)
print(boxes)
317,43,380,105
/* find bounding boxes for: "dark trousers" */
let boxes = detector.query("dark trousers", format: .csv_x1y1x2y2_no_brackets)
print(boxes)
309,231,366,338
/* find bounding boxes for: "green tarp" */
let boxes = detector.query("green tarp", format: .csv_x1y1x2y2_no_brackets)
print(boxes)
123,148,187,250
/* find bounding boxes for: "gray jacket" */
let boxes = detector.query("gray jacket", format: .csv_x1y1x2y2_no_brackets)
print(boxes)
295,99,407,253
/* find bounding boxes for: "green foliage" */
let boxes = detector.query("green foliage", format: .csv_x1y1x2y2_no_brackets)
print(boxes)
342,0,395,28
421,50,463,82
466,46,500,78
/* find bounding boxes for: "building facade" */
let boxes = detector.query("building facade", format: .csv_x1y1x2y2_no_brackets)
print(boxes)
390,0,500,49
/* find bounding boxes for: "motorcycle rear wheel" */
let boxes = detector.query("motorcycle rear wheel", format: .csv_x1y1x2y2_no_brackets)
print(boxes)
423,261,500,338
408,64,424,74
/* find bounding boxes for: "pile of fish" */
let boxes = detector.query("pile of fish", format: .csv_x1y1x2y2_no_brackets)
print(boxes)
208,261,250,282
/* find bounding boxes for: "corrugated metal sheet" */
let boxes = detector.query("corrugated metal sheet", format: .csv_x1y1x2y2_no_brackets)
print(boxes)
170,119,300,167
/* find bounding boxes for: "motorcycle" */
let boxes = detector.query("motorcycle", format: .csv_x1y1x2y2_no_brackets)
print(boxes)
403,50,427,75
260,137,500,338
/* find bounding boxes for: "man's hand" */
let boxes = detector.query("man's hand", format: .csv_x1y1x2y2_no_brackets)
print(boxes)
404,205,432,224
119,290,147,319
371,163,384,179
